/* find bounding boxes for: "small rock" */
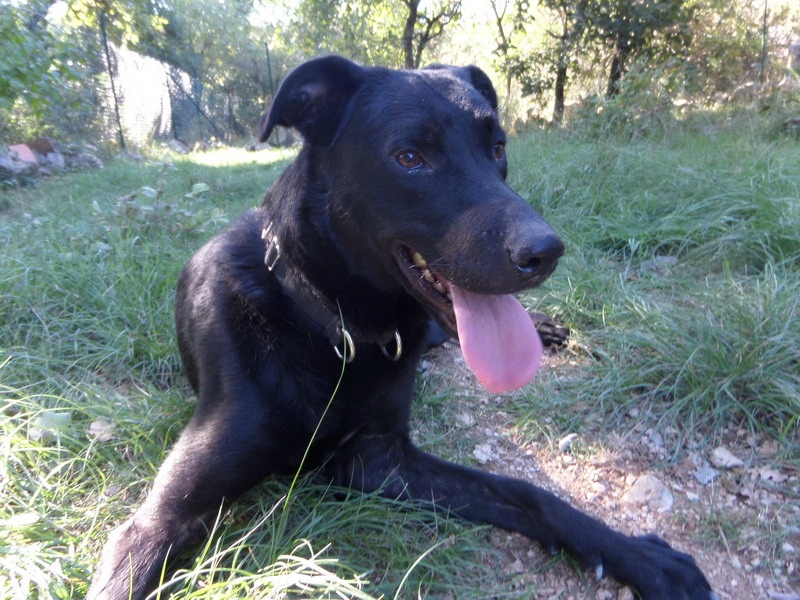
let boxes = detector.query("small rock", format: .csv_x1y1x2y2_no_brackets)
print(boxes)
508,558,524,574
103,484,123,498
710,446,744,469
473,443,496,464
456,412,476,428
617,587,636,600
757,439,780,457
645,428,664,448
756,466,788,483
46,152,66,169
28,410,72,444
28,426,55,444
558,432,580,453
0,151,37,179
8,143,37,163
694,461,719,485
88,419,116,442
167,138,190,154
621,474,674,513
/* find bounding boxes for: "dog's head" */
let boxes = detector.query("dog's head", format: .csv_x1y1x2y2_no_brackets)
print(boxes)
260,56,564,392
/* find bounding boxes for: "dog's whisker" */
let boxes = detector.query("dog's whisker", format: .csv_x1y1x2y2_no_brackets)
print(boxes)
404,248,451,302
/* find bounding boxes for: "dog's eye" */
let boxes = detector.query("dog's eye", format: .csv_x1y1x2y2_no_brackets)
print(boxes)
493,142,506,160
396,151,425,170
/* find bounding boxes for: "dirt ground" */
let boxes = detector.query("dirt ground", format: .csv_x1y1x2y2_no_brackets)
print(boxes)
418,341,800,600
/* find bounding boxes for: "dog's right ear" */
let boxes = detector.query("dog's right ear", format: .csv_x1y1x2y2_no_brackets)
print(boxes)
259,55,365,146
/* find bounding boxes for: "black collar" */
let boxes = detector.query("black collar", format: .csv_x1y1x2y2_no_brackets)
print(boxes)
261,221,401,362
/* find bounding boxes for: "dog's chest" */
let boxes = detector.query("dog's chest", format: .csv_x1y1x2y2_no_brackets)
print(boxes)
295,344,420,439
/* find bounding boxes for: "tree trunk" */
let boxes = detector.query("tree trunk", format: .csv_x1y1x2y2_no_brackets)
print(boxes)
402,0,420,69
553,60,567,124
413,38,426,69
99,10,126,150
606,38,629,97
489,0,512,99
552,13,578,123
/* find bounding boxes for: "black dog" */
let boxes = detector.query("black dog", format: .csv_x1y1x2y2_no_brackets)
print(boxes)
89,56,714,600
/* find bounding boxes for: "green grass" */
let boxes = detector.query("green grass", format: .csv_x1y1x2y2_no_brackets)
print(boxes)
510,126,800,446
1,123,799,598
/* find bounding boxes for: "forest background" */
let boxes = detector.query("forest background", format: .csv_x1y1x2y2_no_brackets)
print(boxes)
2,0,799,149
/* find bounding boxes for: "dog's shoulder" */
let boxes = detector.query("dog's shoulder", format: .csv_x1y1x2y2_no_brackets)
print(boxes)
178,208,279,309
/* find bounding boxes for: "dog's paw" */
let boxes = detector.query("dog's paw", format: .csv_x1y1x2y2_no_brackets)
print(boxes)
528,312,569,347
601,534,715,600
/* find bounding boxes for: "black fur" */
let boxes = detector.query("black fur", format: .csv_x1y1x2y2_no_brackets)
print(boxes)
88,56,714,600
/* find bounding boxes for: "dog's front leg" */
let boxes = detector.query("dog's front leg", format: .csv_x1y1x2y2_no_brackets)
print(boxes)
87,502,199,600
327,433,714,600
88,415,280,600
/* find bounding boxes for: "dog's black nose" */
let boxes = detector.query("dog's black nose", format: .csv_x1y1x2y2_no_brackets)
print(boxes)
509,234,564,276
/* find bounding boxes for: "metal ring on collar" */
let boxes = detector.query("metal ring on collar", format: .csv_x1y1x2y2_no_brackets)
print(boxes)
381,329,402,361
333,328,356,363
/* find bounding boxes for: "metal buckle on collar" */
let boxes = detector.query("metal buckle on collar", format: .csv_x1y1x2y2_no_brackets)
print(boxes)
380,329,402,361
261,223,281,271
333,327,356,363
263,219,400,366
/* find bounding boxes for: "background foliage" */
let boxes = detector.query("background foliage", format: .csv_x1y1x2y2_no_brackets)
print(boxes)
1,0,798,146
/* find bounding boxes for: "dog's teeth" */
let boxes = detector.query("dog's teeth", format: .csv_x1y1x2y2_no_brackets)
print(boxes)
423,269,435,283
411,251,427,268
433,281,446,294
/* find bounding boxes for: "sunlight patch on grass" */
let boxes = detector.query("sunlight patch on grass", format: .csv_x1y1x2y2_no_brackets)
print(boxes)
179,145,298,168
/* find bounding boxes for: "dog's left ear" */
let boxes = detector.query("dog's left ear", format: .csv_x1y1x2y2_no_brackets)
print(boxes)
458,66,499,111
259,55,365,146
424,64,499,112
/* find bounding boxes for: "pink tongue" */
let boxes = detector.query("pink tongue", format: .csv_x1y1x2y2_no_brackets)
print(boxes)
450,286,543,393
